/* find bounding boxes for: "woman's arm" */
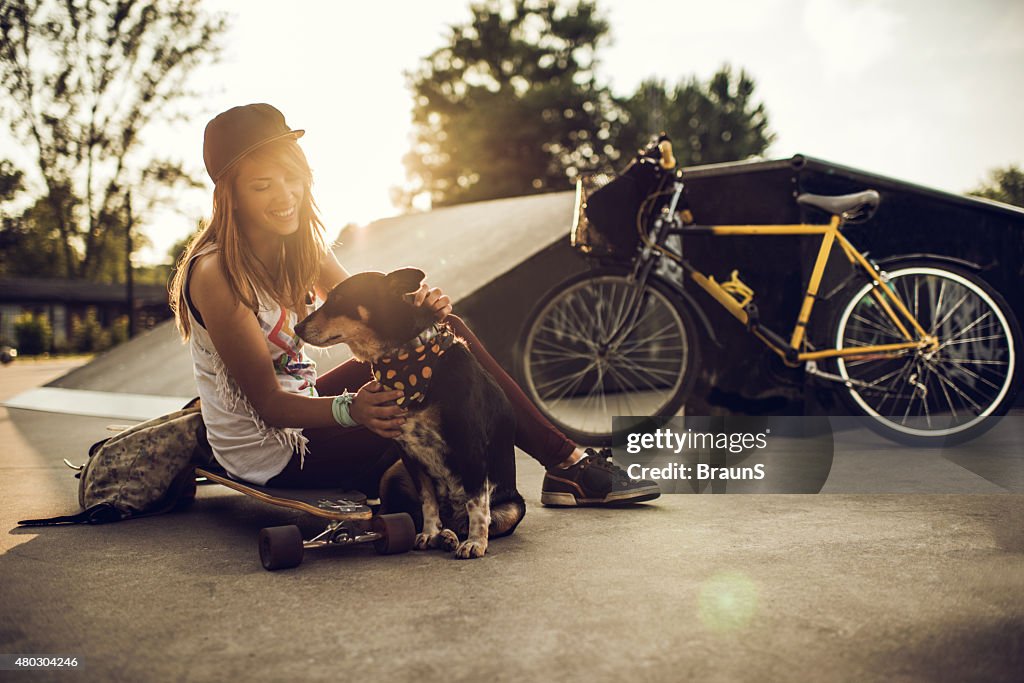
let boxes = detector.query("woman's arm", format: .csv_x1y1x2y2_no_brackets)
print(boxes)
190,253,405,435
315,248,350,299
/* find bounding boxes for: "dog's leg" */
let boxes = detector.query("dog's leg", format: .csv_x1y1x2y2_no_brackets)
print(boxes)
488,496,526,538
455,482,491,559
413,471,459,552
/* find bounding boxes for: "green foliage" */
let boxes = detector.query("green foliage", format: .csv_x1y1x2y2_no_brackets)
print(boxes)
109,315,130,346
70,308,111,353
0,0,224,281
616,67,775,166
1,195,78,277
0,158,27,273
14,313,52,355
404,0,616,207
969,166,1024,208
402,1,775,209
0,159,22,203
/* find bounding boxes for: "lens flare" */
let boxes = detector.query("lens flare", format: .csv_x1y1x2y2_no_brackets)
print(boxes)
697,571,759,632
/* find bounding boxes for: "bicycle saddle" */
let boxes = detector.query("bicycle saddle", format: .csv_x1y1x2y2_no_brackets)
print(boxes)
796,190,880,221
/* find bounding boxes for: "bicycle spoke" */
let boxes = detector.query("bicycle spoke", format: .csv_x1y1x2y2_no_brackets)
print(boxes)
850,312,902,339
565,294,600,342
535,360,598,397
616,323,684,354
930,290,971,335
939,334,1005,346
859,364,909,389
530,341,592,361
929,280,947,336
608,281,633,342
931,357,1008,367
604,363,642,415
874,360,919,416
932,363,959,419
535,322,596,349
927,362,985,414
612,353,683,386
933,356,1002,391
913,277,920,327
937,311,992,350
579,364,608,420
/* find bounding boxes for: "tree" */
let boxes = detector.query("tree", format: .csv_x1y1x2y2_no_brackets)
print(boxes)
615,66,775,166
0,0,224,281
403,0,616,208
969,166,1024,208
0,158,22,203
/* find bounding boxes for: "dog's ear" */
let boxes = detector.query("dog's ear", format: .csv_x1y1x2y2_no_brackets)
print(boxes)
356,305,371,323
385,268,425,297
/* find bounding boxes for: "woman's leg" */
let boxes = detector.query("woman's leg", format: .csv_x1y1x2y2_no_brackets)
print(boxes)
266,357,397,493
446,315,575,469
445,315,660,506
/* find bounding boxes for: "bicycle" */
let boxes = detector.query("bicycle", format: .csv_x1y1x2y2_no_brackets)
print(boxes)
518,136,1021,446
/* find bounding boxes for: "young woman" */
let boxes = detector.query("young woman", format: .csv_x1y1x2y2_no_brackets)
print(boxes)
170,103,659,506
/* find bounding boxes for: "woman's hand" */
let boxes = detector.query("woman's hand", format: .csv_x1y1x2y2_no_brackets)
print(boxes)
409,282,452,321
350,381,407,438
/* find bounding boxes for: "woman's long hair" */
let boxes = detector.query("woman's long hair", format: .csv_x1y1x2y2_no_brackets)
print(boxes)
170,138,326,340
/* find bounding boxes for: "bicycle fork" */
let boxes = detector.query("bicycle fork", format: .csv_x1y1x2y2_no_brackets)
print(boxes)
602,182,689,350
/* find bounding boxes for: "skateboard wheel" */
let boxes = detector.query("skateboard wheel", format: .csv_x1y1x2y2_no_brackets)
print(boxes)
259,525,304,570
372,513,416,555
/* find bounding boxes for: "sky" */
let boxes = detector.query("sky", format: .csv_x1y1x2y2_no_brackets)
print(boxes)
43,0,1024,264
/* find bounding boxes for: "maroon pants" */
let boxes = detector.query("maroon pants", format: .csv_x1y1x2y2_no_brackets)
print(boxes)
266,315,574,491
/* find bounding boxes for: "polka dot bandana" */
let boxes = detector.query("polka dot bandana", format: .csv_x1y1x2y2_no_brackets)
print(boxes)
370,323,457,406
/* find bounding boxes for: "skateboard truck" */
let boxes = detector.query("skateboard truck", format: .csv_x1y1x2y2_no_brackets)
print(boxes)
258,510,415,571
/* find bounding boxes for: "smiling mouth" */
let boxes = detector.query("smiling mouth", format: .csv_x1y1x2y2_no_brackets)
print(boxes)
270,206,296,219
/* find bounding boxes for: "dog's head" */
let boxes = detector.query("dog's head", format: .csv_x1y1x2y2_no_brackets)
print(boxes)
295,267,436,362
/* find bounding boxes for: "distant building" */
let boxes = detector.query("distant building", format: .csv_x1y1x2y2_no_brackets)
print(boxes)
0,277,171,349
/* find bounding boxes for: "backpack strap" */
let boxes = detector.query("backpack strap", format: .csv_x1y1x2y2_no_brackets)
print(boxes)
18,503,124,526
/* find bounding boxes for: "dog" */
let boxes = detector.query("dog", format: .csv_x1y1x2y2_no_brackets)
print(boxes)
295,267,525,558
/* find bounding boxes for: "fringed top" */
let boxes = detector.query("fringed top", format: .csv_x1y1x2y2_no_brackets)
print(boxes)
184,246,316,485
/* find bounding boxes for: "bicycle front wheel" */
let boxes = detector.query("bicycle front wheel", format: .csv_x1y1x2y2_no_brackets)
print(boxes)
519,268,699,445
830,262,1020,445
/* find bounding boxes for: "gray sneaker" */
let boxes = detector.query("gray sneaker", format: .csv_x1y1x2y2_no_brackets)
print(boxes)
541,448,661,506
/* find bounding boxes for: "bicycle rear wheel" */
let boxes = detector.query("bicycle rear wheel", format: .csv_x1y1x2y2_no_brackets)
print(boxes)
829,262,1020,445
519,267,699,445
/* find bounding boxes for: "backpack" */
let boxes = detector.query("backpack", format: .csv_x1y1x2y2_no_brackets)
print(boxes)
18,398,211,526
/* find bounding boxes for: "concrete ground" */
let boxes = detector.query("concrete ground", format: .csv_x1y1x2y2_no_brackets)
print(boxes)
1,360,1022,682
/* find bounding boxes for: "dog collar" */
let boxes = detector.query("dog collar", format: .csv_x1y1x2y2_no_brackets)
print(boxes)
371,323,456,406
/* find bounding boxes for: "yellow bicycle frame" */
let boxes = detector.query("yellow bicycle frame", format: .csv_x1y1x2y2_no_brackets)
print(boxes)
659,216,938,365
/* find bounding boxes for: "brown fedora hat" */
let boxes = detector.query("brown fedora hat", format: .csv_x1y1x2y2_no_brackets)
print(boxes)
203,103,304,182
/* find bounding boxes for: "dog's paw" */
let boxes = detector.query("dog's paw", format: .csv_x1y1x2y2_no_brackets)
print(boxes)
436,528,460,552
414,532,434,550
415,528,460,551
454,539,487,559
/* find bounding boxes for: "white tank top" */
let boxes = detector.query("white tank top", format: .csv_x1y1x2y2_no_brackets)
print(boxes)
185,248,318,484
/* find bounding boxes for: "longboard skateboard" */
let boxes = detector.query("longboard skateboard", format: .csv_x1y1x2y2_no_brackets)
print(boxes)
196,467,416,571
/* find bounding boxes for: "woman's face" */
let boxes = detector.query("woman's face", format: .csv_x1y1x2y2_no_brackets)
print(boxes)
233,155,305,240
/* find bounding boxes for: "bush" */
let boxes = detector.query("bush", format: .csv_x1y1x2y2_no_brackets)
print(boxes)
109,315,130,346
14,313,52,355
70,308,111,353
